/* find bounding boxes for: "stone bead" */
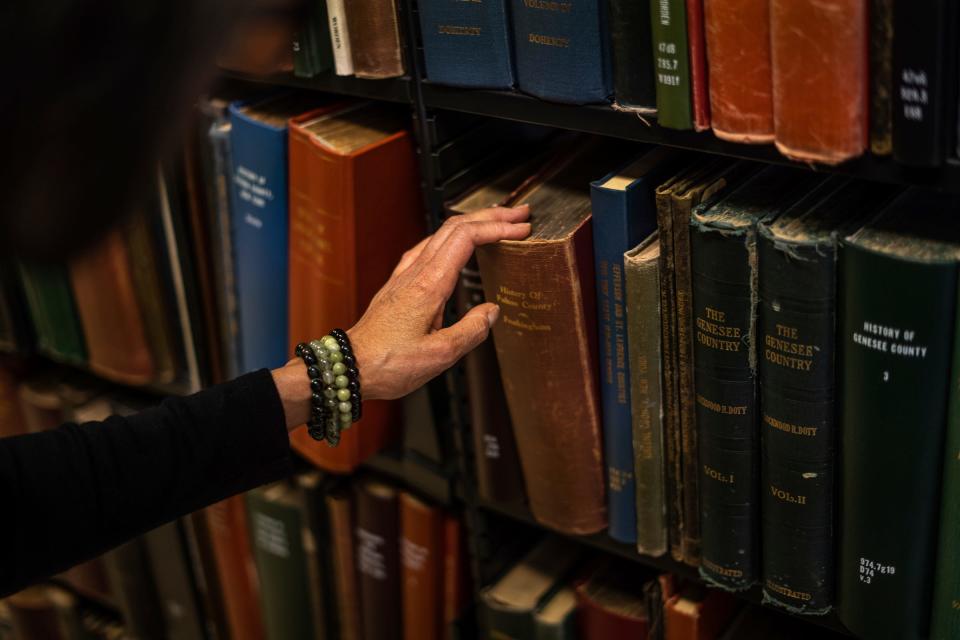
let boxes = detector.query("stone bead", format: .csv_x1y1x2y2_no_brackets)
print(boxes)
323,337,340,351
295,343,305,356
310,378,323,392
307,366,320,378
334,375,349,388
308,428,325,442
332,362,347,375
318,358,331,371
338,401,352,414
350,392,361,404
311,392,324,406
339,412,352,424
320,335,333,344
348,380,359,392
347,367,359,379
322,371,335,385
337,388,351,401
324,387,337,399
329,351,344,364
302,352,316,365
325,397,337,409
342,354,356,367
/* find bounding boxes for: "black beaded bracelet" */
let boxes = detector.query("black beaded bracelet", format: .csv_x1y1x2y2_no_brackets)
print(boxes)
295,342,330,442
297,330,362,447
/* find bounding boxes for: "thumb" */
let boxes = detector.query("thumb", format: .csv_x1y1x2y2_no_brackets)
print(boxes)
427,303,499,364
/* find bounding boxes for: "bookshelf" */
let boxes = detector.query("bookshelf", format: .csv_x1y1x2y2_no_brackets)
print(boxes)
221,69,414,105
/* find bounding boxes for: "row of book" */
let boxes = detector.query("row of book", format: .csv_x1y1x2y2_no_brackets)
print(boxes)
454,137,960,640
0,587,125,640
0,362,468,640
480,536,845,640
416,0,955,166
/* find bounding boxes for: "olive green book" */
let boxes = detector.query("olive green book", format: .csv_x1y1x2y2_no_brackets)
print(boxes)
649,0,693,129
17,261,86,364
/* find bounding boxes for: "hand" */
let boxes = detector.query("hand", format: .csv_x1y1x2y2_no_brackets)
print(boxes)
347,205,531,400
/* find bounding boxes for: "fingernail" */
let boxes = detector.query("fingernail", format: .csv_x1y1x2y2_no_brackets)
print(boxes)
486,305,500,326
516,203,530,208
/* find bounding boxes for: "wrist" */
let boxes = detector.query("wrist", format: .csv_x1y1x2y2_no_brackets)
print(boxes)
271,359,313,432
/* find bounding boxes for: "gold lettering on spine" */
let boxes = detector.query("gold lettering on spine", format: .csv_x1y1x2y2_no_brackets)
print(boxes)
438,25,482,36
763,323,817,371
766,579,813,602
528,33,569,47
702,558,743,578
763,414,818,437
769,484,807,505
703,464,734,484
696,394,747,416
522,0,572,11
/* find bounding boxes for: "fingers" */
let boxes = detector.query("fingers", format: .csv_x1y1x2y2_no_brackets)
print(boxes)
392,236,430,277
425,303,499,366
417,205,531,266
426,219,531,294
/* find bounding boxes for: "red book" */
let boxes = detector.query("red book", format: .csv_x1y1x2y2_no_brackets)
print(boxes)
575,561,651,639
770,0,868,164
400,493,443,640
685,0,711,131
703,0,774,143
442,515,469,638
664,585,739,640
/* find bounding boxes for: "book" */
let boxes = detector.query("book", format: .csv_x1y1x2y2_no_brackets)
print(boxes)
355,477,402,640
204,497,266,640
418,0,514,89
292,0,334,78
644,573,678,640
287,102,423,472
590,148,677,544
575,560,651,638
17,261,86,365
144,521,207,640
400,492,443,640
650,0,693,129
476,141,635,534
534,585,577,640
480,537,581,639
609,0,656,112
103,540,165,640
891,0,958,166
684,0,710,131
691,168,820,591
770,0,868,164
297,473,336,640
509,0,611,104
180,511,230,640
228,93,318,373
347,0,405,79
442,515,469,639
664,585,739,640
837,190,960,640
625,234,667,556
326,0,354,76
5,586,79,640
869,0,894,155
68,229,155,385
327,486,363,640
703,0,774,143
246,483,318,640
758,179,898,613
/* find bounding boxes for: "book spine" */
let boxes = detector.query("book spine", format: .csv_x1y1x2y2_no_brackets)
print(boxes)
931,282,960,639
355,483,402,640
418,0,514,89
625,243,668,556
684,0,710,131
891,0,949,166
703,0,774,143
757,232,837,613
347,0,405,79
442,515,468,635
510,0,611,104
649,0,693,129
299,478,333,640
17,262,87,364
869,0,894,155
691,222,758,590
400,493,443,640
327,493,363,640
103,540,165,640
476,228,608,535
591,184,653,544
456,262,527,505
326,0,355,75
228,106,290,372
609,0,656,112
837,242,957,639
143,522,206,640
770,0,868,164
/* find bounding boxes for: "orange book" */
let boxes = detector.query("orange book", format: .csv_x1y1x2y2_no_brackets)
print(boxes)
704,0,774,143
664,585,739,640
400,493,444,640
442,515,469,638
287,103,425,473
69,230,154,385
770,0,868,164
204,497,266,640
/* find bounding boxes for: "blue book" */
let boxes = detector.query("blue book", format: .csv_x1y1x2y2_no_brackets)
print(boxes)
418,0,514,89
228,94,311,372
510,0,612,104
590,147,677,543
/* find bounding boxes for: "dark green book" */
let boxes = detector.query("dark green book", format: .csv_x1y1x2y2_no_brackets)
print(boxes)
144,521,207,640
17,261,86,364
649,0,692,129
247,482,317,640
837,189,960,640
293,0,334,78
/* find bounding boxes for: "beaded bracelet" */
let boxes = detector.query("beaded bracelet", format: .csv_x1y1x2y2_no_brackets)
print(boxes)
295,329,362,447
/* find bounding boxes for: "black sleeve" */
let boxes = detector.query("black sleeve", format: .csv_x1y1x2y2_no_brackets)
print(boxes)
0,369,293,596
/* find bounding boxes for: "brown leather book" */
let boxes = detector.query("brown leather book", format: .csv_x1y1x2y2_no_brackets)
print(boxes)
575,560,651,639
0,363,26,438
400,492,443,640
68,230,155,385
686,0,711,132
664,585,739,640
204,497,266,640
476,143,630,535
703,0,774,143
287,103,424,473
346,0,405,78
442,515,469,638
355,477,402,640
326,487,363,640
770,0,869,164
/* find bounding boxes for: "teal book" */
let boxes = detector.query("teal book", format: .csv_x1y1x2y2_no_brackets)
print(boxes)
17,261,86,364
293,0,334,78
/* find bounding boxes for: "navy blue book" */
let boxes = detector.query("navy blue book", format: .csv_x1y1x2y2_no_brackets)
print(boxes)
510,0,612,104
418,0,514,89
590,147,678,543
228,94,314,372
